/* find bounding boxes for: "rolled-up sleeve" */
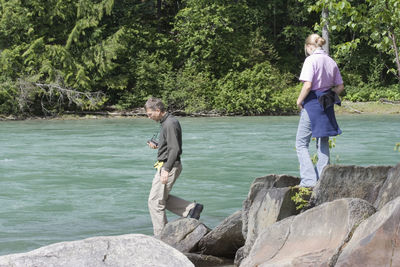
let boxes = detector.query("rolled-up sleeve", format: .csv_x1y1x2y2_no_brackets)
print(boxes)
299,57,313,82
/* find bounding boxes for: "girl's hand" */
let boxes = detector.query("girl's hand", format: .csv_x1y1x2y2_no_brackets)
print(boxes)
296,101,303,110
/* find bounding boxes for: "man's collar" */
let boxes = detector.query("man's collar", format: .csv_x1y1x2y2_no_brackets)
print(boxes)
160,112,169,123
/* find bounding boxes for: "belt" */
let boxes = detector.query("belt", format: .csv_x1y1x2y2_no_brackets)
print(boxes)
153,160,181,171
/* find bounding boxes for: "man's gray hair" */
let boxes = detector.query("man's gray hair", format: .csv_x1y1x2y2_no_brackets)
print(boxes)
145,97,166,112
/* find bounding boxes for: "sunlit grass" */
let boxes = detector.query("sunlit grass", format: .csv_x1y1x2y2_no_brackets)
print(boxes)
336,101,400,114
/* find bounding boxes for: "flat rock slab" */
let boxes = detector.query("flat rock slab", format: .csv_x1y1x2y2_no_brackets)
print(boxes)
240,198,376,267
185,253,233,267
0,234,194,267
242,174,299,239
311,165,392,207
198,210,244,258
238,174,299,266
375,163,400,209
160,218,210,253
336,196,400,267
242,187,299,260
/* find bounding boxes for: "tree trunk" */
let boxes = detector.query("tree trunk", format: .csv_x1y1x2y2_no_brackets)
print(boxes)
390,31,400,81
157,0,162,18
157,0,162,32
322,8,330,55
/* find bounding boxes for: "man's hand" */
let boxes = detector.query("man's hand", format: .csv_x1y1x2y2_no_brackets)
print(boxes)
147,141,158,149
160,169,169,184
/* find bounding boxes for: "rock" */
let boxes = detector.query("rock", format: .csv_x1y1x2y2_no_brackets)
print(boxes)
240,216,295,267
375,163,400,209
198,210,244,258
311,165,392,207
241,186,299,262
159,218,210,253
335,196,400,267
0,234,194,267
185,253,233,267
241,174,300,239
234,246,245,267
240,198,376,267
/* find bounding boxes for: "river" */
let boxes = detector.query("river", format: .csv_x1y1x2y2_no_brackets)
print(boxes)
0,114,399,255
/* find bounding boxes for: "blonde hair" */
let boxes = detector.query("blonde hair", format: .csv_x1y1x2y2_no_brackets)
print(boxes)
304,33,326,56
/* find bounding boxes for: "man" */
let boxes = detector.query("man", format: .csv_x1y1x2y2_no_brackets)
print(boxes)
145,97,203,237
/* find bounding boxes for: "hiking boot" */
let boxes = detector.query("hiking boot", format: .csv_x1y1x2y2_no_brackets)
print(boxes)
187,203,203,220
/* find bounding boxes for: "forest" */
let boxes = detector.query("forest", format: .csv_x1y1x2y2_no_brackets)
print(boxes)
0,0,399,116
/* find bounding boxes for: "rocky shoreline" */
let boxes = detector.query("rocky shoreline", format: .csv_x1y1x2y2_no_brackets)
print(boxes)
0,108,238,121
1,100,400,121
1,163,399,266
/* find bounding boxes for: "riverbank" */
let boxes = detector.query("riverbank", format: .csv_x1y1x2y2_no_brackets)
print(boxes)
336,100,400,114
0,100,399,121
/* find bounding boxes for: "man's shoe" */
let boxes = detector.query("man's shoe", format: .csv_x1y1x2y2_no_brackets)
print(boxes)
187,203,203,220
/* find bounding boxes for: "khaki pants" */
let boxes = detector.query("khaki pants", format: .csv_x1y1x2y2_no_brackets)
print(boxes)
148,162,195,236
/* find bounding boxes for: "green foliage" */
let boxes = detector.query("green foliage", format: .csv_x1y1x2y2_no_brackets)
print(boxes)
117,49,174,109
214,61,296,115
173,2,253,78
1,0,400,117
247,29,281,67
0,0,32,46
269,84,301,114
0,0,120,115
311,137,338,165
135,51,172,99
342,52,400,102
163,64,215,113
0,79,19,115
302,0,400,81
329,138,336,149
395,143,400,152
343,84,400,102
291,186,312,210
273,0,317,73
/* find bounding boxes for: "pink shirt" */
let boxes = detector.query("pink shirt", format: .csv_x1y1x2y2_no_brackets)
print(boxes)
299,49,343,92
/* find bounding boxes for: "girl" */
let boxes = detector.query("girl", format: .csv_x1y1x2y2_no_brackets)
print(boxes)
296,33,344,187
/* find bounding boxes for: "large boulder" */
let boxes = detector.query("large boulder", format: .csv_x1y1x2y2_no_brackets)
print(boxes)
311,165,392,207
234,247,245,267
240,216,294,267
159,218,210,253
240,198,376,267
240,185,299,263
375,162,400,209
0,234,194,267
198,210,244,258
241,174,299,239
336,196,400,267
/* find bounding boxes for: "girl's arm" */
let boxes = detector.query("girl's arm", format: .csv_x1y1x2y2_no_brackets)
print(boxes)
296,81,312,109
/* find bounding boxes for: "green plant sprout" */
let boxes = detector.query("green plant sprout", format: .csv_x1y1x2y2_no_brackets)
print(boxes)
291,187,312,210
395,143,400,152
311,137,338,164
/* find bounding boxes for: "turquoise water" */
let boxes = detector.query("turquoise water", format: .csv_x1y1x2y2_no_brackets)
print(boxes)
0,115,399,256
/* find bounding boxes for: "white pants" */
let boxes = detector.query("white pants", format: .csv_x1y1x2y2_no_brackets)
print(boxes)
148,162,195,236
